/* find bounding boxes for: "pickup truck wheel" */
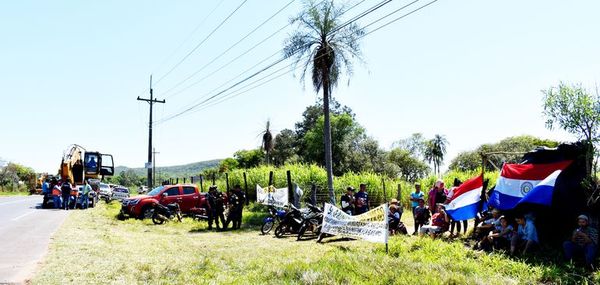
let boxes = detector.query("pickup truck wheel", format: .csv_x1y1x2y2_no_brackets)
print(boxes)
141,206,154,220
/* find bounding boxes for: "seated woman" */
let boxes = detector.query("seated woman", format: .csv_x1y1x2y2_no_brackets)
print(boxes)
419,204,449,238
511,214,538,255
388,205,401,235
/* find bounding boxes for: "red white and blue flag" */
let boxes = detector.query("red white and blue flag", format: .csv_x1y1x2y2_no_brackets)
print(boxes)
445,175,483,221
488,160,572,210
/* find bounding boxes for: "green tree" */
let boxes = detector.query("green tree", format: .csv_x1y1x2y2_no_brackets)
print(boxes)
387,148,430,182
284,0,365,204
271,129,299,166
543,82,600,177
218,158,239,173
393,133,427,160
234,149,265,169
303,113,365,176
448,135,559,171
425,134,448,176
116,169,141,187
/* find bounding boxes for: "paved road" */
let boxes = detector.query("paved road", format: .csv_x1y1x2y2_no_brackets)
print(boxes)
0,196,69,284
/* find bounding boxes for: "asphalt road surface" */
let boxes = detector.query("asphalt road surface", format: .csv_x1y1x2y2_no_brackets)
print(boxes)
0,196,69,284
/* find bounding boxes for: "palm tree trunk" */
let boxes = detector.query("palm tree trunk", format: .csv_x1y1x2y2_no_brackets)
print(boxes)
323,75,335,205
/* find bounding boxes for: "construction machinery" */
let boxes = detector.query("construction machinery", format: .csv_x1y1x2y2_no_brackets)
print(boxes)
41,144,114,209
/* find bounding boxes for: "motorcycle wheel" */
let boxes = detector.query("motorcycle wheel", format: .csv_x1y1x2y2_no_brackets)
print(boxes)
152,213,165,225
297,223,307,241
274,224,286,238
261,221,274,235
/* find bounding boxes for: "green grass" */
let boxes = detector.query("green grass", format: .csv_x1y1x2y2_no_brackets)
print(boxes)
31,202,598,285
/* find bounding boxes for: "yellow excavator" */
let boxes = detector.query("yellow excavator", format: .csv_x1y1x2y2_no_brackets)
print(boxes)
42,144,114,208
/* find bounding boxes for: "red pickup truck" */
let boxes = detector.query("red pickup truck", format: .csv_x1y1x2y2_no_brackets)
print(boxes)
120,184,208,219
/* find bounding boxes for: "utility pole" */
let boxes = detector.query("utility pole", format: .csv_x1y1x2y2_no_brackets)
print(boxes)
152,148,160,187
137,75,165,189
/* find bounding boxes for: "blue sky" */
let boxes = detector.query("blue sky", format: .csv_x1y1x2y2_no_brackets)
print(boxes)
1,0,598,173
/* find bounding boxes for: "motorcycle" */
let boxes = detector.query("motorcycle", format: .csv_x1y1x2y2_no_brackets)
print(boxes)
152,202,183,225
297,204,323,241
261,205,287,235
274,204,304,238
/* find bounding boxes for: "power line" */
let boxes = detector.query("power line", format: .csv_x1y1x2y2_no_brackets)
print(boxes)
159,0,356,99
157,0,439,125
161,0,296,100
152,0,226,76
153,0,249,86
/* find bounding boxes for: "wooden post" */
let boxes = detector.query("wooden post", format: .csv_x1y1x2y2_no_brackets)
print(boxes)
311,183,317,206
397,184,402,201
176,178,179,184
382,178,387,204
212,173,216,185
268,171,274,186
286,170,294,206
190,176,194,184
200,175,204,192
225,173,230,193
243,172,249,205
183,177,186,183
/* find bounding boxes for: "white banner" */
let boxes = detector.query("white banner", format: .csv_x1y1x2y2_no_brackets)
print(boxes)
321,203,389,244
256,185,289,207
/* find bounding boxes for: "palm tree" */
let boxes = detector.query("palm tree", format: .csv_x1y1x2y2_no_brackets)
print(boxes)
261,120,274,165
284,0,364,204
425,134,448,177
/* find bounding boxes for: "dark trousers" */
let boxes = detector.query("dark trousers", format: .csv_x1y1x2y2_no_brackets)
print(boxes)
564,241,597,266
450,220,468,234
227,208,243,229
208,210,226,229
62,194,70,210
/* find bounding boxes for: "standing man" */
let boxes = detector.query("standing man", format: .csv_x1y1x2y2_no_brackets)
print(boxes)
563,214,598,269
410,183,424,225
41,179,50,207
81,180,92,209
341,187,355,215
207,186,226,230
60,179,72,210
354,184,369,215
52,183,62,209
227,185,246,230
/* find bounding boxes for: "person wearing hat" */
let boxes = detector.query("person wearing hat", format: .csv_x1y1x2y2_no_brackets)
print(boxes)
226,184,246,230
390,198,403,220
388,204,401,235
341,187,355,215
563,214,598,269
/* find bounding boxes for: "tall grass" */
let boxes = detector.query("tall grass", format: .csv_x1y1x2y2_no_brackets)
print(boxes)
188,164,500,209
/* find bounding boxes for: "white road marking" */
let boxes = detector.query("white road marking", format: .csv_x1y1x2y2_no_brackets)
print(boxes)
11,210,36,221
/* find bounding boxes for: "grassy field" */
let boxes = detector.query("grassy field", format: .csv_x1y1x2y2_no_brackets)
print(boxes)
31,202,598,285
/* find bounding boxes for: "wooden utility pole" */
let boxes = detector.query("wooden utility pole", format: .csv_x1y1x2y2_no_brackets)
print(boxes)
137,75,165,189
152,148,159,187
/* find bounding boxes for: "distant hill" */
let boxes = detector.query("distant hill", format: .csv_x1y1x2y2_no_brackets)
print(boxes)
115,159,221,177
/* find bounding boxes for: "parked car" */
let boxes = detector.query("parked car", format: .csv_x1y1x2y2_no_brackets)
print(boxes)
119,184,208,220
98,183,112,202
111,186,130,201
138,185,149,194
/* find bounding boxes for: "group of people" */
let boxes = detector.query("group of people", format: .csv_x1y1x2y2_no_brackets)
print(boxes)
42,178,93,210
340,184,371,216
404,179,598,269
206,184,246,231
